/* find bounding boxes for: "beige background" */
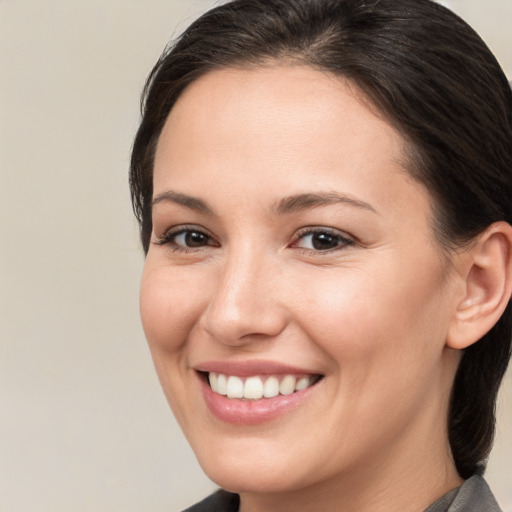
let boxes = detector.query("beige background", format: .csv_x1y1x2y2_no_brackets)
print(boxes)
0,1,510,510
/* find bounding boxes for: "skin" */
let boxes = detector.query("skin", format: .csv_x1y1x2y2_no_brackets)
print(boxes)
140,65,468,512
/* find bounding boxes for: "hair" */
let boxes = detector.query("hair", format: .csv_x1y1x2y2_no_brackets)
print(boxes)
130,0,512,479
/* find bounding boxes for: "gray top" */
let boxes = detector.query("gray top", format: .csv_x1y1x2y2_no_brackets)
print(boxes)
183,475,502,512
425,475,502,512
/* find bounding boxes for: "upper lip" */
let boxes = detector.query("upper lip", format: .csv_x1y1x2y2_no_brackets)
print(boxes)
194,360,321,377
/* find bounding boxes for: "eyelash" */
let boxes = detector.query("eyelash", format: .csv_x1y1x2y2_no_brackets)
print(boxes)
154,226,355,254
155,225,218,252
292,227,355,253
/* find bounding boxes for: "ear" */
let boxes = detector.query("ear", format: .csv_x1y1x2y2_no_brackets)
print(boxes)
447,221,512,350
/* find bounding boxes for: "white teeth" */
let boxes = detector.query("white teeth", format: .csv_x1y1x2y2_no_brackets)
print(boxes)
216,373,227,395
263,376,280,398
208,372,317,399
295,376,310,391
226,376,244,398
279,375,296,395
244,376,264,399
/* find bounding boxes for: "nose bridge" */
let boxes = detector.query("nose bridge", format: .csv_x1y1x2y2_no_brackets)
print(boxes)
201,243,285,345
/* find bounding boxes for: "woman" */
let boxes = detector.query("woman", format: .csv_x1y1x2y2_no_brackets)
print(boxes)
130,0,512,510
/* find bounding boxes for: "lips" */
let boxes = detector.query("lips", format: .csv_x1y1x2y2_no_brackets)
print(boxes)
195,361,323,424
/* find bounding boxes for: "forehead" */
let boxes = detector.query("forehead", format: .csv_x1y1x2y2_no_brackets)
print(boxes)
157,65,401,160
153,65,428,218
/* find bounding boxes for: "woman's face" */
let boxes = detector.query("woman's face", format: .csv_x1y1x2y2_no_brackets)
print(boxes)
141,66,462,494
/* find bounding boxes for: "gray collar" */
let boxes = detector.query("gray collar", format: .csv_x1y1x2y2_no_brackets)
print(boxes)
425,476,502,512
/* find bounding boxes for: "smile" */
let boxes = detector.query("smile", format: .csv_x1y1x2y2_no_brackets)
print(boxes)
195,362,324,424
208,372,318,400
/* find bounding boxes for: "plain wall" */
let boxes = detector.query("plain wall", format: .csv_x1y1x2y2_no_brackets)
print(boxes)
0,1,510,510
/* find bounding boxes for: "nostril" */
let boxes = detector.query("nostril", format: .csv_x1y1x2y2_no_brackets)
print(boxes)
200,302,287,347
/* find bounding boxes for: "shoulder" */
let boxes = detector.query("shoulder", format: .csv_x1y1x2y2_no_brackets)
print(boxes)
449,475,503,512
183,479,503,512
426,475,503,512
181,489,239,512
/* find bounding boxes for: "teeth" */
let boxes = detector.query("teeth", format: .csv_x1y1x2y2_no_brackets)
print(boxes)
226,376,244,398
209,372,218,390
295,376,310,391
263,376,280,398
208,372,315,400
217,373,227,395
279,375,296,395
244,376,264,399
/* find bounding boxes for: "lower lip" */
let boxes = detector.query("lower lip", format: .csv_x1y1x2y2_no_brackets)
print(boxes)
198,374,320,425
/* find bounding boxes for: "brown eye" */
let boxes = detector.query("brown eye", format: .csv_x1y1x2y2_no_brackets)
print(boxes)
173,230,211,248
310,232,340,250
155,226,218,251
294,229,354,252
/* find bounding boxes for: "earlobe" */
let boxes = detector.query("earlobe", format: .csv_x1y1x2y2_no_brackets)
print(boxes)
447,221,512,350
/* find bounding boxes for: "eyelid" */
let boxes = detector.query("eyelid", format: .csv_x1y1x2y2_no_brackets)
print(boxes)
295,225,353,239
154,224,219,249
291,226,356,252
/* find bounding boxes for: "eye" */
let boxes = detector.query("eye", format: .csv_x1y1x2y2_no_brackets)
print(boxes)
155,226,218,251
173,230,211,248
292,228,354,252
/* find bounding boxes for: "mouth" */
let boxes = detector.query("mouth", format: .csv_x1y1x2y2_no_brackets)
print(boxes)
204,372,322,400
195,361,325,424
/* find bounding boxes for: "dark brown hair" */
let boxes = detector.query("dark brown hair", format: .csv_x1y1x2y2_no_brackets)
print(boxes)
130,0,512,479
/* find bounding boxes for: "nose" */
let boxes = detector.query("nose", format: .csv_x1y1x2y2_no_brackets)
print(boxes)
200,249,288,347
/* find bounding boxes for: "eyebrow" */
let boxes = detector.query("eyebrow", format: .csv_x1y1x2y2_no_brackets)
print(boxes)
272,192,377,215
152,190,214,215
151,190,377,216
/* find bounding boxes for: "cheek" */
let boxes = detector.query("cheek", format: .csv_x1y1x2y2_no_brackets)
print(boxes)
139,261,210,428
139,262,207,354
290,261,452,448
292,253,449,368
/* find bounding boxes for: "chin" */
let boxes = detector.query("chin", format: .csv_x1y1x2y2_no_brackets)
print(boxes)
190,434,328,495
202,461,307,495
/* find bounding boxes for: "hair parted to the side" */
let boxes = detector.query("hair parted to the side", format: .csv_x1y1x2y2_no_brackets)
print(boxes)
130,0,512,479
